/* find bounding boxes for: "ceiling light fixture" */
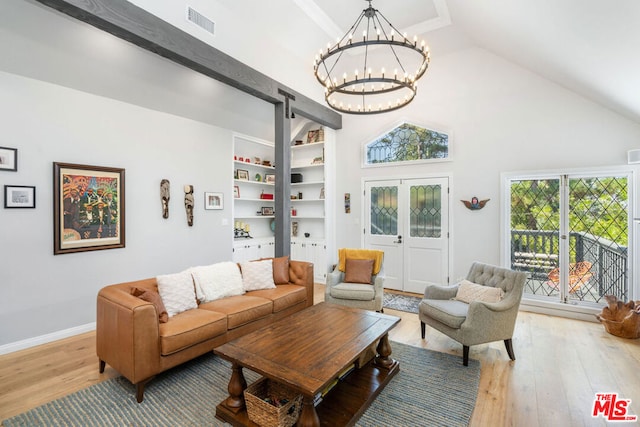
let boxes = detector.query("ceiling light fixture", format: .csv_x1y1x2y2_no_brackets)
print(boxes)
313,0,430,115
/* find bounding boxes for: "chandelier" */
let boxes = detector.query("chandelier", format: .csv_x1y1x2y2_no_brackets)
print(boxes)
313,0,430,115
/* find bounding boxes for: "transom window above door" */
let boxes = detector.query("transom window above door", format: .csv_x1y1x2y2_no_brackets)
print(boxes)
364,122,450,166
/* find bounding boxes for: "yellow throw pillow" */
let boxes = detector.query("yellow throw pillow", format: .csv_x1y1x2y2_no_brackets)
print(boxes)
455,280,504,304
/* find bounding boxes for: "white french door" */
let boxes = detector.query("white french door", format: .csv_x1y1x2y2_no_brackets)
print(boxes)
364,177,449,293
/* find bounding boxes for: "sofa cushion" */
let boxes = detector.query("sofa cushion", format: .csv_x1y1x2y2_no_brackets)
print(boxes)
191,262,245,303
248,285,306,312
199,295,273,329
156,270,198,317
130,286,169,323
419,299,469,329
329,282,375,301
159,309,227,356
240,260,276,291
272,256,290,285
455,280,504,304
344,258,374,284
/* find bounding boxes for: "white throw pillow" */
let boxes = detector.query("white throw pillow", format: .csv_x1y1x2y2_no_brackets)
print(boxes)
241,259,276,291
191,262,245,303
156,270,198,317
455,279,504,304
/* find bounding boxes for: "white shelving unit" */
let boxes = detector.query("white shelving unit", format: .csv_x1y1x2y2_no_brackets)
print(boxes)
231,127,334,282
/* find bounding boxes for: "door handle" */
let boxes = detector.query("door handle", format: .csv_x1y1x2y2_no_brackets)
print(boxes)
393,235,402,243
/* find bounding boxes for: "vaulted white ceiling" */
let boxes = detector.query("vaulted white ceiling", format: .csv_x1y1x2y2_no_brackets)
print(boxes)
129,0,640,123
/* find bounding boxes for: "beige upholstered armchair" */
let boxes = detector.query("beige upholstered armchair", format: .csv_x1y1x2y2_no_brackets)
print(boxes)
419,262,527,366
325,248,385,312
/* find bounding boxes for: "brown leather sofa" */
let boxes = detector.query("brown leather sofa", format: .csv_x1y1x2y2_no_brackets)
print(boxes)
96,260,313,402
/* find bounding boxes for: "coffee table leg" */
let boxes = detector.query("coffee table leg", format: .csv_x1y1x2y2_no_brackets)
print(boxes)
297,396,320,427
224,363,247,410
374,333,395,369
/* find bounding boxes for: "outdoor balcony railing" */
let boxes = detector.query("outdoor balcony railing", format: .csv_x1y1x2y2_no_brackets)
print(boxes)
510,229,628,304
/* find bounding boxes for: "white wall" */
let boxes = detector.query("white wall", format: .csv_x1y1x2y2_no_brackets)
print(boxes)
334,47,640,281
0,1,275,348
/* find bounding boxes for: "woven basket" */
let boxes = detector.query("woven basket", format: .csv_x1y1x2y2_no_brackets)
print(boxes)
244,377,302,427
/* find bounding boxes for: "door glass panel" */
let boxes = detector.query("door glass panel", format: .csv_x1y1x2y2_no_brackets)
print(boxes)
370,186,398,235
410,184,441,238
510,179,561,298
567,176,628,303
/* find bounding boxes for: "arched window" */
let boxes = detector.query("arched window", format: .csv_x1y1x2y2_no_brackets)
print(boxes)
365,122,449,166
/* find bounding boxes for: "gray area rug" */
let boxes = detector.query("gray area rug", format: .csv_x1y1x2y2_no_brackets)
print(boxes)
383,292,422,313
3,342,479,427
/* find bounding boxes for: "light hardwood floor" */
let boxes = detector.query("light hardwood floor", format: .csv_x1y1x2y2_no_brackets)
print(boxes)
1,284,639,426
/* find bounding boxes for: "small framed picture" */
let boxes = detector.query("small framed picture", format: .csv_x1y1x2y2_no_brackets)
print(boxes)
204,192,223,210
319,187,325,199
265,174,276,184
261,206,274,216
237,169,249,181
4,185,35,208
0,147,18,172
233,185,240,198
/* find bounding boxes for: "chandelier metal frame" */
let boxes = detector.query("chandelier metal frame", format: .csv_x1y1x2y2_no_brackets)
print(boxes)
313,0,430,115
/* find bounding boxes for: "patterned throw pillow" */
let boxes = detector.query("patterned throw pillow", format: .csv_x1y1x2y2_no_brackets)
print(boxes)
240,259,276,291
156,270,198,317
455,280,504,304
191,262,245,303
344,258,374,284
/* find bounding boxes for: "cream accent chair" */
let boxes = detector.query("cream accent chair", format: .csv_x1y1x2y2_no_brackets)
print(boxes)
419,262,527,366
325,249,385,312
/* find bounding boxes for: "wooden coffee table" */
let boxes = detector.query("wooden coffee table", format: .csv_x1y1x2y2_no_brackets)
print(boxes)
214,302,401,427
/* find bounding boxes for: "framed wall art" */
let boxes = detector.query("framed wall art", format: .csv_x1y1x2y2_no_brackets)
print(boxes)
236,169,249,181
204,192,223,210
53,162,125,255
0,147,17,172
4,185,35,208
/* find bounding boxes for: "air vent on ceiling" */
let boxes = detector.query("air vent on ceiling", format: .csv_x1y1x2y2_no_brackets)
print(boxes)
187,6,215,36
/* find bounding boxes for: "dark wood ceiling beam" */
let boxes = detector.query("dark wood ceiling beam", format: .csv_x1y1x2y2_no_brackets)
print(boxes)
34,0,342,129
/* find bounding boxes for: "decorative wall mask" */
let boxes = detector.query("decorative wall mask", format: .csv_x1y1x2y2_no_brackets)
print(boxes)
461,197,490,210
184,185,194,226
160,179,170,219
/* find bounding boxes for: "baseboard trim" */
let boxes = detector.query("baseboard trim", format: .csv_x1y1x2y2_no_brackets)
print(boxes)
0,323,96,355
520,299,601,323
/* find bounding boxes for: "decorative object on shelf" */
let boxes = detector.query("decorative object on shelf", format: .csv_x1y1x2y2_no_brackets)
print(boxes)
312,0,430,115
265,174,275,184
160,179,170,219
234,220,252,238
320,187,325,199
184,185,194,226
237,169,249,181
461,197,490,210
261,206,274,216
53,162,125,255
298,192,303,200
261,160,272,167
4,185,35,208
291,206,297,216
292,221,298,237
245,158,251,163
345,193,351,214
0,146,18,172
233,185,240,198
254,157,261,164
255,173,262,182
204,192,223,210
291,173,303,183
260,191,274,200
312,156,324,165
307,128,324,143
596,295,640,339
294,140,303,146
